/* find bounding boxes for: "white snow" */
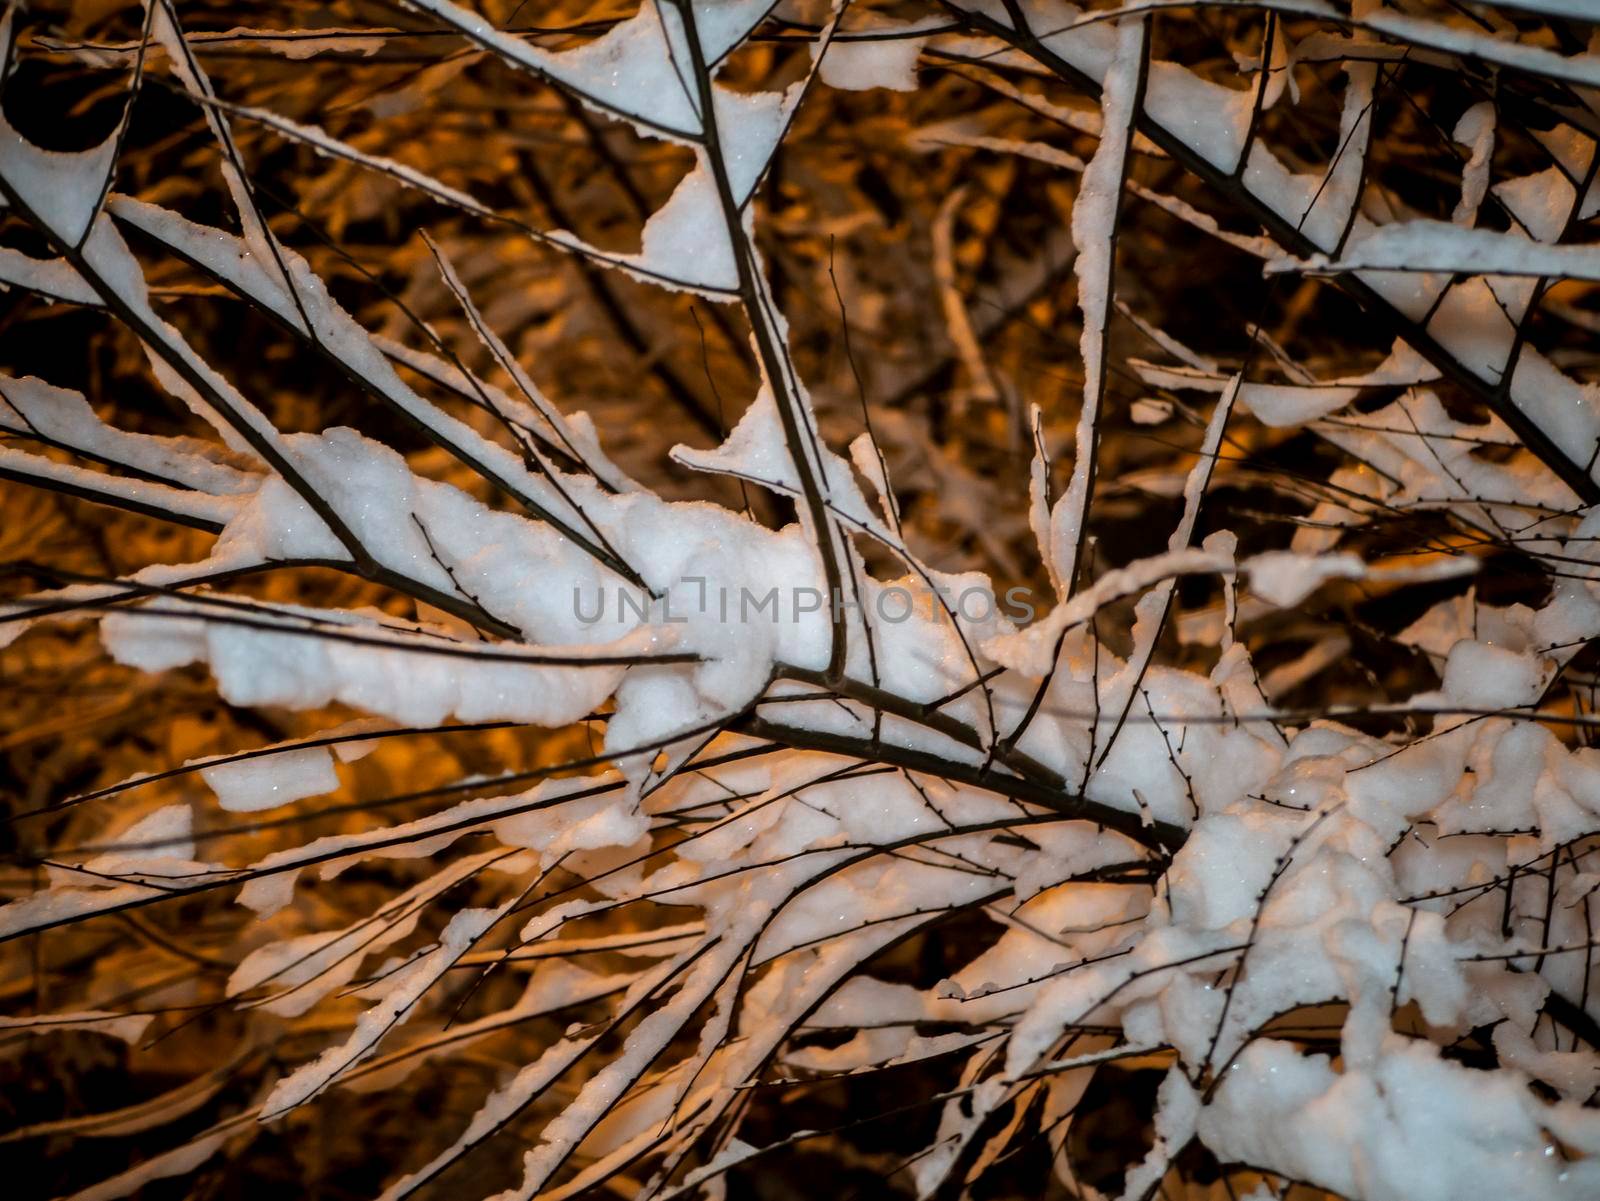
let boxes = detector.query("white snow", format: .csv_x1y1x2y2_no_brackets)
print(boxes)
820,29,926,92
1199,1037,1600,1201
1051,17,1144,589
1452,102,1495,227
1439,638,1547,710
1273,220,1600,283
201,746,339,812
0,112,117,245
260,903,504,1117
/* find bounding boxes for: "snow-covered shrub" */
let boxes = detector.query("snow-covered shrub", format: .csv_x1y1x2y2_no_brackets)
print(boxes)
7,1,1600,1198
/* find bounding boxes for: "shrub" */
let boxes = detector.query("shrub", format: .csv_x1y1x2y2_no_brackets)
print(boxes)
6,2,1600,1199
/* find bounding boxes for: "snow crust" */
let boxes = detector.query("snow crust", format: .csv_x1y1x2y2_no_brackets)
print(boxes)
820,26,927,92
201,746,338,812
